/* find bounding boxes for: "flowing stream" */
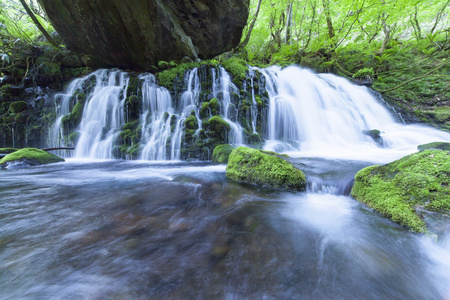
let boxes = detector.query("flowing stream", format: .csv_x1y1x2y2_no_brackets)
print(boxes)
2,65,450,299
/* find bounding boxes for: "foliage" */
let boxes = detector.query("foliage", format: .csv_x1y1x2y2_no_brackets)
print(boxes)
226,146,306,191
352,149,450,232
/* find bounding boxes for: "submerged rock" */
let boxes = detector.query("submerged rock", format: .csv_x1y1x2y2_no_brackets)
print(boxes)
0,148,64,167
38,0,250,70
212,144,234,164
226,147,306,191
362,129,383,145
351,150,450,232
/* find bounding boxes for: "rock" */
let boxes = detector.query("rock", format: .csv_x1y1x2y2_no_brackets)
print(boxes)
207,116,230,142
212,144,234,164
362,129,383,145
226,147,306,191
351,150,450,233
0,148,65,167
9,101,28,113
418,142,450,151
38,0,249,70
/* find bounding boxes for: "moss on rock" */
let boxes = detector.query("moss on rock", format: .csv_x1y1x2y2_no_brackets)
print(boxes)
226,146,306,191
0,148,65,167
0,148,18,154
207,116,230,142
351,150,450,232
418,142,450,151
9,101,28,113
212,144,234,164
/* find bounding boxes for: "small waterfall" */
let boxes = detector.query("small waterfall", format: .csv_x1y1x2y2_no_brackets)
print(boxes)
258,66,450,161
75,70,129,159
212,67,243,144
139,74,174,160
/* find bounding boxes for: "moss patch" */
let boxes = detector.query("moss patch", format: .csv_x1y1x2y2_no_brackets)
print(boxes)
351,150,450,232
0,148,65,167
212,144,234,164
226,146,306,191
9,101,28,113
418,142,450,151
0,148,18,154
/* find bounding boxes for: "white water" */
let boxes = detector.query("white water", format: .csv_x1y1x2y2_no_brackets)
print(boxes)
259,66,450,163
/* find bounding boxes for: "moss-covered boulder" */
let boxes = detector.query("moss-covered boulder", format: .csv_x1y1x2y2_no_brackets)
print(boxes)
226,147,306,191
212,144,234,164
0,148,65,167
351,150,450,232
9,101,28,113
418,142,450,151
0,148,18,154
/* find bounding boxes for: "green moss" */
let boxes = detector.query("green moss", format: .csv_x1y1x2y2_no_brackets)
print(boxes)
184,115,198,130
0,148,64,167
38,61,61,77
0,148,18,154
351,150,450,232
200,102,210,119
156,62,200,89
14,112,28,124
9,101,27,113
68,131,81,144
221,57,249,82
207,116,230,142
418,142,450,151
226,147,306,191
209,98,220,115
212,144,234,164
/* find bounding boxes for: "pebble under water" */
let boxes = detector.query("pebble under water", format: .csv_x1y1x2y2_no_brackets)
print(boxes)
1,159,450,299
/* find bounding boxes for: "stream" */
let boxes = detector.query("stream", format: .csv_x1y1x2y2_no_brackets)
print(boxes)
1,158,450,299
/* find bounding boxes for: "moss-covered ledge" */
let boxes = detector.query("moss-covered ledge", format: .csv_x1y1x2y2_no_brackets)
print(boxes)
226,147,306,191
351,149,450,232
0,148,65,167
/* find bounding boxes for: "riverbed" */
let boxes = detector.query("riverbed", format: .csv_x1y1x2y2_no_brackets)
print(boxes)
1,158,449,299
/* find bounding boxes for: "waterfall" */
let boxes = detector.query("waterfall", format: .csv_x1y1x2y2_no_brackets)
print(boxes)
49,64,449,162
212,67,243,144
258,65,450,162
75,70,129,159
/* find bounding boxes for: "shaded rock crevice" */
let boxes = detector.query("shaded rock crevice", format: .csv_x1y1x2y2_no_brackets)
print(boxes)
38,0,249,70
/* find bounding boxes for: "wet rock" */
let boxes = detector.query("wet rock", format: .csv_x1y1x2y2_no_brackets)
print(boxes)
212,144,234,164
226,147,306,191
363,129,383,145
38,0,250,70
0,148,64,167
351,150,450,232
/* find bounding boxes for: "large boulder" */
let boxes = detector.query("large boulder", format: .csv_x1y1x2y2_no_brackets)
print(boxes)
38,0,249,70
351,149,450,233
0,148,64,167
226,147,306,191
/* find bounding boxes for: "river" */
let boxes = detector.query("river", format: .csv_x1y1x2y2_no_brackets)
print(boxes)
1,157,450,299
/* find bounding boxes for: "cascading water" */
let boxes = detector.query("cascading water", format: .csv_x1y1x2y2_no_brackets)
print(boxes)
212,67,244,144
75,70,129,159
258,65,450,162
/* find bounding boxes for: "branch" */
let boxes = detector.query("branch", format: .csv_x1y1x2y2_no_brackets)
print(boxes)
375,61,448,93
18,0,59,48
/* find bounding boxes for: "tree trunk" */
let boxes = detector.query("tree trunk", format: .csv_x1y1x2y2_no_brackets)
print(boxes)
19,0,59,47
238,0,263,50
379,13,390,55
285,2,293,44
322,0,335,43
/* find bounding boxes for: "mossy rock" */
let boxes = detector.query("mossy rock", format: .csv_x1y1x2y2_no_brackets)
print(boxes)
185,115,198,130
362,129,383,145
221,57,249,82
37,61,61,77
0,148,18,154
207,116,230,142
9,101,28,113
226,147,306,191
0,148,65,167
351,150,450,233
209,98,220,115
14,112,28,124
200,102,210,119
418,142,450,151
212,144,234,164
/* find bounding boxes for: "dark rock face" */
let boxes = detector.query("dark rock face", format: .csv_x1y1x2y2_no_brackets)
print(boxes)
38,0,249,70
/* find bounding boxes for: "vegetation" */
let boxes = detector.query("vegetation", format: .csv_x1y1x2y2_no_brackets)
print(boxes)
0,147,64,166
226,146,306,191
212,144,235,164
351,149,450,232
